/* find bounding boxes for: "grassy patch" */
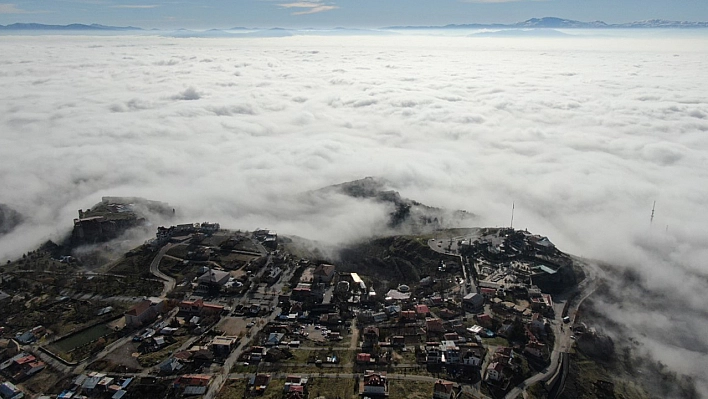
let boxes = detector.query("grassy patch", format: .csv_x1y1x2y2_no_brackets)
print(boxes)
137,336,190,368
307,376,359,399
481,337,510,347
389,380,432,399
218,379,249,399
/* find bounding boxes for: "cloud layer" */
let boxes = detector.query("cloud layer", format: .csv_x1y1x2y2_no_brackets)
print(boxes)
0,32,707,394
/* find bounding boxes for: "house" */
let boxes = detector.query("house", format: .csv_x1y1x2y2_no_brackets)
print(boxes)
486,362,505,381
291,283,312,301
211,336,238,356
15,326,45,345
313,264,336,284
283,375,308,393
426,344,443,364
415,304,430,318
400,310,416,322
426,318,444,333
391,336,405,348
179,299,225,315
476,314,494,328
124,300,159,328
0,353,46,381
461,344,484,367
443,333,459,342
385,305,401,317
0,382,23,399
81,372,106,392
174,374,211,397
158,357,183,374
197,269,231,292
362,327,379,349
356,353,373,365
361,371,388,396
432,380,455,399
265,267,283,284
528,235,555,254
462,293,484,313
440,341,460,364
200,222,220,234
524,340,546,358
494,346,514,366
265,333,285,347
250,373,271,393
372,312,388,323
244,346,267,363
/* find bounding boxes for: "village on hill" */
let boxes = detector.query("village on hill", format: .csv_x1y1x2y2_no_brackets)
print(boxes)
0,198,593,399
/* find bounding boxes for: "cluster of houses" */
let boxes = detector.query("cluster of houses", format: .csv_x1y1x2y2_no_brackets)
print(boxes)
55,373,134,399
152,222,221,248
0,352,46,382
484,347,519,388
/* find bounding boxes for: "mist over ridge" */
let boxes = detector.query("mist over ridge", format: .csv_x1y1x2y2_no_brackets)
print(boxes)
0,32,707,395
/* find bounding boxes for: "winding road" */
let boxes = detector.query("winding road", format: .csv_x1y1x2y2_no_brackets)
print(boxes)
504,259,600,399
150,243,177,298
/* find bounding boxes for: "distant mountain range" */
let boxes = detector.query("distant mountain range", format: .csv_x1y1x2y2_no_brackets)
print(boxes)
0,23,142,31
386,17,708,29
1,17,707,32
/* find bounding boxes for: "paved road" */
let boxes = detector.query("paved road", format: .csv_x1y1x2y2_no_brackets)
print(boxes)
150,244,177,298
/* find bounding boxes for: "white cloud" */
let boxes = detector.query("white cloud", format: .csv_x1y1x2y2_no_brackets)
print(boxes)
278,1,338,15
0,3,41,13
0,33,707,394
460,0,547,3
110,4,160,9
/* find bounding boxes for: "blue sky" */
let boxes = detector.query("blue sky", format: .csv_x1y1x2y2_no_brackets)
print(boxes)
0,0,707,29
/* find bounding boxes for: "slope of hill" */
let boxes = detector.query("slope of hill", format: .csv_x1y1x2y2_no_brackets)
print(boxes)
314,177,475,233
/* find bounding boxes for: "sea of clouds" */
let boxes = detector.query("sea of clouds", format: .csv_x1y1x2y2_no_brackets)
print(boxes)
0,31,707,395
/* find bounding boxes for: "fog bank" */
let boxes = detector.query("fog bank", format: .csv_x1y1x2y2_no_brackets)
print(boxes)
1,32,707,395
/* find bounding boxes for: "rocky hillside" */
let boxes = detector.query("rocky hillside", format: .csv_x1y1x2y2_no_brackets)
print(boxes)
315,177,475,233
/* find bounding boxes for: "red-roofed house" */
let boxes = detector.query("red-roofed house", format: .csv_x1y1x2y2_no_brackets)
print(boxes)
174,374,211,387
400,310,416,322
486,362,505,381
433,380,455,399
476,313,493,328
415,304,430,318
356,353,372,364
426,318,444,333
124,300,159,328
179,299,225,315
361,371,388,396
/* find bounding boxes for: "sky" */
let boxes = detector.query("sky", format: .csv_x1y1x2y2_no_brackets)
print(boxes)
0,0,707,29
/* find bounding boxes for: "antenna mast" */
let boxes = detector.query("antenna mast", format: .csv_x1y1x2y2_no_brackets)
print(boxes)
510,202,515,229
650,201,656,225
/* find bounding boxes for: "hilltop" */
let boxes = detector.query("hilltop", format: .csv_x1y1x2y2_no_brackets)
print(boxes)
313,177,475,232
